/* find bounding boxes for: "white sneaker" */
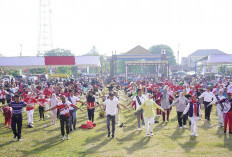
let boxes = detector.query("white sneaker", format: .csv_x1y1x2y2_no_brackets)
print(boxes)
179,127,182,129
61,136,65,140
191,133,194,136
183,125,187,128
13,136,17,141
146,134,150,137
194,134,198,137
150,132,154,136
18,138,22,142
66,135,70,140
142,125,145,128
137,128,142,131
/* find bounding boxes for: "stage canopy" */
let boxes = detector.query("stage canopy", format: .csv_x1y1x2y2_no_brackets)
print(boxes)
207,54,232,64
0,56,100,69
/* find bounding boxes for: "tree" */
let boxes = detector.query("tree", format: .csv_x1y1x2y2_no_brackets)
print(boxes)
5,69,20,77
44,48,74,56
84,45,99,56
149,44,176,65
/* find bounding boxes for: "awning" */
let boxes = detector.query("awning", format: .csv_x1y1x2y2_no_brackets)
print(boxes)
207,54,232,64
0,56,100,69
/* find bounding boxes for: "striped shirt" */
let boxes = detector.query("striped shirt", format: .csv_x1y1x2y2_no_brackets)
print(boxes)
8,101,27,115
56,101,73,116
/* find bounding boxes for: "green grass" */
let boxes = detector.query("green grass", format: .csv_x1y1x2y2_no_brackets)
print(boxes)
0,102,232,157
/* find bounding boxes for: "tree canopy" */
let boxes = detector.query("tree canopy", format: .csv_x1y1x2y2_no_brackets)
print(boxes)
44,48,74,56
84,45,99,56
149,44,176,65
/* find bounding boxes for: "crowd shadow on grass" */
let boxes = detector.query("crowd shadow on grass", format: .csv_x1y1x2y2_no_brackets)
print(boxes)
0,141,14,148
179,136,198,153
117,130,138,143
122,123,137,132
124,116,136,124
94,125,106,132
85,138,112,154
198,120,215,130
0,129,11,135
170,116,177,123
169,126,185,140
154,121,168,132
82,132,106,146
216,127,225,138
124,137,151,155
46,126,60,133
223,134,232,151
21,135,64,156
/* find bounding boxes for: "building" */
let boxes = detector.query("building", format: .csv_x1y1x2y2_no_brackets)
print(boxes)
188,49,226,70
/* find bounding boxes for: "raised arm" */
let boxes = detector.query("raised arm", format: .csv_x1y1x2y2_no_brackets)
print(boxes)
182,103,190,116
153,101,165,112
44,106,57,113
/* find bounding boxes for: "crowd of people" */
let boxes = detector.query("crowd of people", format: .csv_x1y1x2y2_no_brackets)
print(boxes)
0,74,232,142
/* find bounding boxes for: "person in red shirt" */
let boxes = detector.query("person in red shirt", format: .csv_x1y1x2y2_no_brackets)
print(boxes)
3,106,12,128
44,87,52,99
86,91,96,123
44,95,82,140
155,88,162,116
37,94,47,121
24,93,37,128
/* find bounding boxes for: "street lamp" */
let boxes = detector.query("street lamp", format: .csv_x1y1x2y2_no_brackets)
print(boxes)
161,49,166,55
161,49,166,79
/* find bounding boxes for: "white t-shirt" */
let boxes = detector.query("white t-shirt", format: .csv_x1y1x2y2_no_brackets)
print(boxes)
103,99,119,116
56,101,72,116
132,95,146,109
67,96,80,110
198,91,216,103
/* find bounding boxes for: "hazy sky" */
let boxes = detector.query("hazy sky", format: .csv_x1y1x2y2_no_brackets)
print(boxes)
1,0,232,62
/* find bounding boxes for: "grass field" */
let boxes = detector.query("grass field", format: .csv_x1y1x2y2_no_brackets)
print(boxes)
0,99,232,157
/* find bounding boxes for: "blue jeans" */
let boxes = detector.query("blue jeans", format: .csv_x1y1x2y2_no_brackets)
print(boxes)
107,115,115,136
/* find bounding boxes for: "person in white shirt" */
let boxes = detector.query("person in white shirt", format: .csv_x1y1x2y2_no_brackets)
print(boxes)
181,95,202,136
0,87,6,104
102,93,129,138
127,89,146,130
44,95,82,140
198,86,217,121
48,94,59,125
216,89,225,127
67,90,85,131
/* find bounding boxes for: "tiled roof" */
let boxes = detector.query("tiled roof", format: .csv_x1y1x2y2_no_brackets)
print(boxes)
189,49,226,57
126,45,151,55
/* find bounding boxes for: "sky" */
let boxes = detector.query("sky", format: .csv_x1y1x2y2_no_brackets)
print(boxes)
0,0,232,63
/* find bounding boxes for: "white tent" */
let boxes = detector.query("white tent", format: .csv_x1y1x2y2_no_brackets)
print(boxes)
75,56,100,66
0,56,100,69
207,54,232,64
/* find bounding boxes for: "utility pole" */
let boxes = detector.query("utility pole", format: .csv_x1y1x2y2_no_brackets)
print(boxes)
37,0,53,56
177,43,180,65
20,44,22,56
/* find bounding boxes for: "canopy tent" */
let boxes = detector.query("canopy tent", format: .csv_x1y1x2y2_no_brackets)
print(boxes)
207,54,232,64
0,56,100,69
